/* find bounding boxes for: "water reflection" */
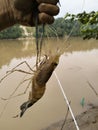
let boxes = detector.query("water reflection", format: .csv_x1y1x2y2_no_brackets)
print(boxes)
0,38,98,130
0,39,36,68
0,38,98,69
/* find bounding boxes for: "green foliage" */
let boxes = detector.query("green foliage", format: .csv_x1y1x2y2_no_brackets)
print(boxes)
0,25,23,39
65,11,98,39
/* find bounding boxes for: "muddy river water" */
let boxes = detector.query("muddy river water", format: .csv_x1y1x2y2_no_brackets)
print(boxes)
0,37,98,130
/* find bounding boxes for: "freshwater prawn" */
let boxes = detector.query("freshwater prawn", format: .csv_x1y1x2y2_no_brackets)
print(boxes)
20,54,60,117
0,54,60,117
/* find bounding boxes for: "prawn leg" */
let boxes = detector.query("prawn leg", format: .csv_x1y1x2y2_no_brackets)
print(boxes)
11,61,35,72
0,68,33,84
13,80,32,98
7,69,33,75
0,78,32,101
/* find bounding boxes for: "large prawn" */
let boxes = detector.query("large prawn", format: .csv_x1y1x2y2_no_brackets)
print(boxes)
0,54,60,117
20,54,60,117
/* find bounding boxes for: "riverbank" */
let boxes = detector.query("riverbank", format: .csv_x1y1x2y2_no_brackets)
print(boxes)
42,105,98,130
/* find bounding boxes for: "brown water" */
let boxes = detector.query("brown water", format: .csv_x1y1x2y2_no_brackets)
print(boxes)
0,38,98,130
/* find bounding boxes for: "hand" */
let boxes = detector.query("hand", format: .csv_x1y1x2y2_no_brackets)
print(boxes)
12,0,60,26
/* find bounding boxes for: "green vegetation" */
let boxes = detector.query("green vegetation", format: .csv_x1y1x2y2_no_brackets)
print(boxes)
0,25,23,39
65,11,98,39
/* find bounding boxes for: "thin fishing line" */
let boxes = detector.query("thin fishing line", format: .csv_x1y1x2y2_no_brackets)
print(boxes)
54,71,80,130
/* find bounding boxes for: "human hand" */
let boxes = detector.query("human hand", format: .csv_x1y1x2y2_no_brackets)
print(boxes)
12,0,60,26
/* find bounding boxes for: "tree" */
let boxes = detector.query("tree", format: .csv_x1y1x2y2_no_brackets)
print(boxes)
0,25,23,39
65,11,98,39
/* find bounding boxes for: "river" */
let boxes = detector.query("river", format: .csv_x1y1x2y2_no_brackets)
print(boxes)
0,37,98,130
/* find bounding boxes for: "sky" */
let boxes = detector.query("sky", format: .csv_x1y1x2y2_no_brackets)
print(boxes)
57,0,98,17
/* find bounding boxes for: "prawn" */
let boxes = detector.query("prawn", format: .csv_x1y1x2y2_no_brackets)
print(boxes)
20,54,60,117
0,54,60,117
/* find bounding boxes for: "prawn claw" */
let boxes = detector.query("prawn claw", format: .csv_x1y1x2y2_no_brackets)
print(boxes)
20,100,33,117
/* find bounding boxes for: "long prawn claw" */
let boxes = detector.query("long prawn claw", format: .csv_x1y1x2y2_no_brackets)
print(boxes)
20,100,33,117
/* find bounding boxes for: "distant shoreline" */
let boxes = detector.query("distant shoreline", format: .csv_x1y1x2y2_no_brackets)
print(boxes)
0,37,35,41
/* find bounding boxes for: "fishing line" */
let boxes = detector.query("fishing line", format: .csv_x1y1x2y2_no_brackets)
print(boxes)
54,71,80,130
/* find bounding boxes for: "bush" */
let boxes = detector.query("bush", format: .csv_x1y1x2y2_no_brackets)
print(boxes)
0,25,23,39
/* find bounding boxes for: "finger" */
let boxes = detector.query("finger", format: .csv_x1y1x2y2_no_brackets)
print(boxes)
38,3,59,16
38,13,54,24
36,0,59,5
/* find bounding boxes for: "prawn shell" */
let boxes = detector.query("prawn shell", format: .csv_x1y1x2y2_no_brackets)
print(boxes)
35,62,57,86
